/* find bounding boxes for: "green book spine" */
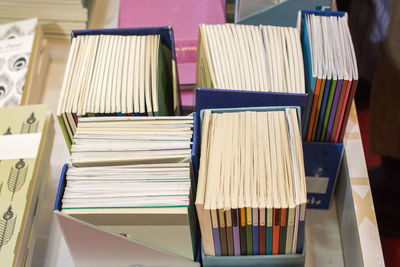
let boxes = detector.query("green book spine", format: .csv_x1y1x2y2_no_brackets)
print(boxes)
246,207,252,255
266,208,273,254
320,79,338,141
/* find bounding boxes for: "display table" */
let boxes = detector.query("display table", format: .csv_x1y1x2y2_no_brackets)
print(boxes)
28,1,385,266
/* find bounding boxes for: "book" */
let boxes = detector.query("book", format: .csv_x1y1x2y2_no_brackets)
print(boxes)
59,115,196,261
196,24,305,95
0,18,49,107
298,10,358,142
0,0,88,42
118,0,226,105
0,104,54,267
57,27,179,150
195,107,307,256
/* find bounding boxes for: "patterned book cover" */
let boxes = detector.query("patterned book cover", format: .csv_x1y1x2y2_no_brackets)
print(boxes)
0,104,47,266
0,18,37,107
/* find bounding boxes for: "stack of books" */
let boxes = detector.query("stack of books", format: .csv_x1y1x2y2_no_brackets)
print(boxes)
196,107,306,256
59,115,196,261
300,11,358,142
0,104,54,267
0,18,49,107
0,0,88,42
196,23,305,94
57,29,178,149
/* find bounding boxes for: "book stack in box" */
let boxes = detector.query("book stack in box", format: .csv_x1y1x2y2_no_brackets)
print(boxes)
196,107,306,257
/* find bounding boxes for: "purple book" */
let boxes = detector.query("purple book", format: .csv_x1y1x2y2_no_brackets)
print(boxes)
232,208,241,256
325,79,343,141
210,209,222,256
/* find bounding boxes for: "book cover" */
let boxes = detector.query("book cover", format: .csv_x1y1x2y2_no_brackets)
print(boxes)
0,104,52,267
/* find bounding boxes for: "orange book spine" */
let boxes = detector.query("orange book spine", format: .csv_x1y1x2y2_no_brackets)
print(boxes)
306,78,322,141
272,208,281,255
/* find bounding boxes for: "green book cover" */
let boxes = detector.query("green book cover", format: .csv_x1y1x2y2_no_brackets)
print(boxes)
246,207,252,255
320,79,338,141
0,104,48,266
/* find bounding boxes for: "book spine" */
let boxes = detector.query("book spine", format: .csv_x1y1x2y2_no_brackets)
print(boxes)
285,208,295,254
232,209,241,256
292,205,300,254
333,79,352,142
338,79,358,142
211,209,221,256
246,207,252,255
218,209,228,256
296,204,306,254
252,208,259,255
239,208,247,255
225,210,234,256
272,208,280,255
306,78,322,141
315,78,332,141
311,79,327,141
330,80,349,142
266,207,273,255
321,79,338,141
278,208,287,254
259,208,266,255
325,79,344,141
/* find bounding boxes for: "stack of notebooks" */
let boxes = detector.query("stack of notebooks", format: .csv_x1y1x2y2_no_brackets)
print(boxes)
57,30,176,149
0,104,54,267
59,115,196,261
196,107,307,257
0,0,88,42
196,23,305,94
0,18,49,107
299,11,358,142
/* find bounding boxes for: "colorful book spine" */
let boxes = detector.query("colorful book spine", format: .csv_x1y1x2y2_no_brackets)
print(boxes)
225,210,234,256
338,80,359,142
246,207,253,255
239,208,247,255
272,208,281,255
278,208,287,254
232,209,241,256
218,209,228,256
325,79,344,141
296,204,306,254
259,208,266,255
252,208,259,255
320,78,338,141
285,208,295,254
315,78,332,141
306,78,322,141
211,209,222,256
311,78,327,140
266,207,273,254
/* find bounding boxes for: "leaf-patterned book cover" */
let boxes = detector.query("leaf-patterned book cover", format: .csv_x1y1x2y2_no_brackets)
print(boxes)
0,104,47,266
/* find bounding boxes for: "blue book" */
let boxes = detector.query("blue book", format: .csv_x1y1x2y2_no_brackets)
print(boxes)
252,208,259,255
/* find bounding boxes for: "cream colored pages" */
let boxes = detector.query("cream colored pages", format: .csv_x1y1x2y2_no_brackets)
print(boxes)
231,113,240,209
203,114,219,210
132,35,140,114
243,112,252,208
268,112,280,208
275,111,288,208
138,36,146,114
144,35,153,115
250,112,258,208
228,24,245,90
257,112,267,208
204,25,223,89
221,25,238,90
222,113,234,210
238,112,245,208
